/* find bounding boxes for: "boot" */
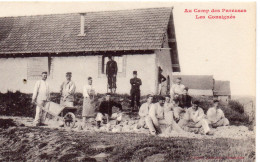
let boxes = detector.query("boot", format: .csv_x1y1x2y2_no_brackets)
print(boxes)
97,121,101,128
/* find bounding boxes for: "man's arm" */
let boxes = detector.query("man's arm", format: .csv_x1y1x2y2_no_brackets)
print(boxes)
106,62,109,75
99,102,106,115
195,109,205,122
83,86,89,98
32,81,39,102
138,104,146,117
68,82,76,95
114,61,118,75
138,79,142,86
60,82,64,94
113,101,122,111
149,104,156,118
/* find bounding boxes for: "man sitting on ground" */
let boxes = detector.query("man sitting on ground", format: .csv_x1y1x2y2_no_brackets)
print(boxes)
95,93,122,128
172,99,186,122
178,101,212,135
206,99,229,128
178,87,192,109
136,94,153,129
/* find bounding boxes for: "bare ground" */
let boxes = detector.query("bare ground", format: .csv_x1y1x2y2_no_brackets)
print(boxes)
0,116,256,162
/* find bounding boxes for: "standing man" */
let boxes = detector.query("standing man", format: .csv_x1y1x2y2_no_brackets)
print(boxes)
32,71,50,126
206,100,229,128
178,87,192,109
96,93,123,128
60,72,76,107
170,77,185,100
178,101,212,135
130,71,142,112
157,67,166,95
82,77,95,128
106,56,118,93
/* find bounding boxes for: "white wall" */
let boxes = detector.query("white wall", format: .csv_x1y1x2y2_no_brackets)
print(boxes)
155,48,173,94
0,54,156,95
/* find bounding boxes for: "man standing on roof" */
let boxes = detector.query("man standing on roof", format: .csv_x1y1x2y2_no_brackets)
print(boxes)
60,72,76,107
170,77,185,100
32,71,50,126
130,71,142,112
106,56,118,93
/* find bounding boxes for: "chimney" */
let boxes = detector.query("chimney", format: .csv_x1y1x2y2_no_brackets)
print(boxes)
78,13,86,36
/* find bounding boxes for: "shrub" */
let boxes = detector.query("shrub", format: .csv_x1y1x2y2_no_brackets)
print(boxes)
228,100,244,114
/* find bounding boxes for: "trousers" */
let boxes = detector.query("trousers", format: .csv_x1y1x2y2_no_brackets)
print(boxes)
34,100,48,124
130,90,140,108
178,118,210,134
107,75,117,89
95,112,122,122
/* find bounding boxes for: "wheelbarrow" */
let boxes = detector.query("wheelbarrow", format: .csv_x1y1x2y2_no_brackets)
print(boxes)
34,101,78,128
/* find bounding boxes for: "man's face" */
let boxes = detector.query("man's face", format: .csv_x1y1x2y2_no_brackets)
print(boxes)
192,104,198,110
176,79,181,84
42,74,47,80
214,102,219,108
66,75,71,81
165,97,170,103
183,89,188,95
133,74,137,78
159,99,165,106
105,95,111,101
147,97,153,104
88,79,92,85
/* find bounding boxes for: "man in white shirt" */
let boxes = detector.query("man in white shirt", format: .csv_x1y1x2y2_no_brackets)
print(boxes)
178,101,212,135
170,77,185,100
60,72,76,107
206,100,229,128
32,71,50,126
136,95,153,129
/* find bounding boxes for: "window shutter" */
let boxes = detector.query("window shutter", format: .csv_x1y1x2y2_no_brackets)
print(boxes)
27,57,48,80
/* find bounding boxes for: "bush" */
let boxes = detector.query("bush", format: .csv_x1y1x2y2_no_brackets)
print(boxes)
228,100,244,114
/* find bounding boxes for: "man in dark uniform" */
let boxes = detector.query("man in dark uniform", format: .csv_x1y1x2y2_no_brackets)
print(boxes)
130,71,142,112
106,56,118,93
178,87,192,109
158,67,166,95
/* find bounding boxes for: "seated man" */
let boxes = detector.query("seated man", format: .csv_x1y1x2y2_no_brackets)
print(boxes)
178,87,192,109
136,94,153,129
172,99,186,122
178,101,212,135
95,93,122,128
206,99,229,128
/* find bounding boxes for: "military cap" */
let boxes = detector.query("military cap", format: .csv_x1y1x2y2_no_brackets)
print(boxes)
133,71,137,74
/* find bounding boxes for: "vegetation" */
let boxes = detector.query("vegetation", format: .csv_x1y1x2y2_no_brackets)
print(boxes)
0,91,254,127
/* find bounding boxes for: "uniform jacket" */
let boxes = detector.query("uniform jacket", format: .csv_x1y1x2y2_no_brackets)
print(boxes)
130,77,142,93
32,80,50,102
106,60,118,76
99,100,122,116
178,94,192,108
60,80,76,102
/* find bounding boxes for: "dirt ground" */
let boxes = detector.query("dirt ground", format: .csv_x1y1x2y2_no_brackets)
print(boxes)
0,116,255,161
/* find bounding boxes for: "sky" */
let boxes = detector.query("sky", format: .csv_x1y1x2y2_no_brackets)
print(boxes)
0,2,256,96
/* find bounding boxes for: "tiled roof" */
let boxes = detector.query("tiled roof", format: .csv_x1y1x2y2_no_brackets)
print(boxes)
0,7,173,54
214,80,231,96
172,75,214,90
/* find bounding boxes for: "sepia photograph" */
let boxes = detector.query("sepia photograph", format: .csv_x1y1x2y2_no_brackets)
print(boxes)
0,1,256,161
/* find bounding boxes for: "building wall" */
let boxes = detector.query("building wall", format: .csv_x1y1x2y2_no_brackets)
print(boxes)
155,47,173,94
188,89,213,96
0,54,156,95
217,96,230,102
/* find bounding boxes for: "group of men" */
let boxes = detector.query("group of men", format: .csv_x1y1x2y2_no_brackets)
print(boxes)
32,69,229,135
136,94,229,135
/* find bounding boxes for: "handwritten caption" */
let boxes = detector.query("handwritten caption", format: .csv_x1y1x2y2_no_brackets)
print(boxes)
184,9,247,20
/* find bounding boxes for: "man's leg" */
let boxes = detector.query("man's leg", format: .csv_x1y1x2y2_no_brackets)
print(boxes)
112,75,117,93
136,90,141,109
164,111,184,133
130,91,135,108
137,117,145,129
95,113,104,128
107,75,112,92
150,116,162,134
34,105,41,125
111,113,122,124
145,116,156,135
195,119,211,134
212,118,230,127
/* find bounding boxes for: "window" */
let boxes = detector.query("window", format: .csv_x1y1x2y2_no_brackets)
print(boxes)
102,56,123,74
27,57,52,80
98,55,126,78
